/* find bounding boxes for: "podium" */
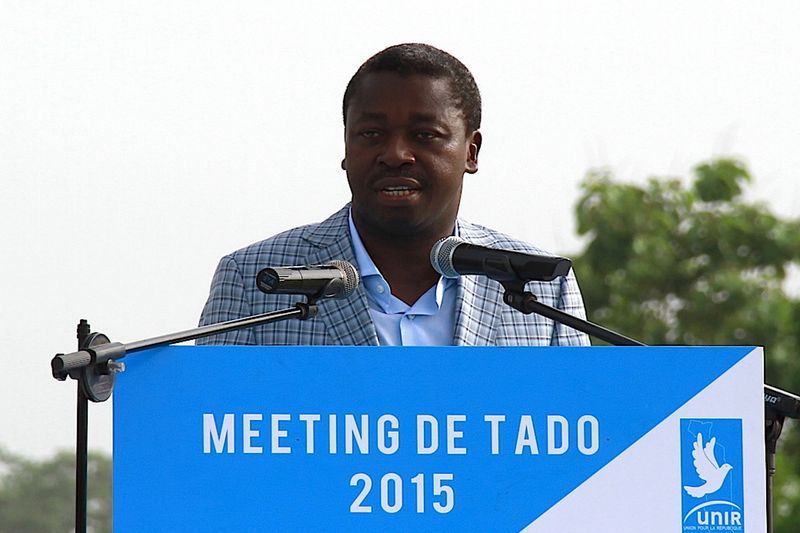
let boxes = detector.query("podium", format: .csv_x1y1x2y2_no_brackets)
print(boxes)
113,345,765,532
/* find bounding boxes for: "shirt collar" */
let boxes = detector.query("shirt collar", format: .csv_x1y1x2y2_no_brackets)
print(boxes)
347,208,457,314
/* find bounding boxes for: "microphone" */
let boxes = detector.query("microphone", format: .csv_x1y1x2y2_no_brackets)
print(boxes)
430,236,572,283
256,260,360,300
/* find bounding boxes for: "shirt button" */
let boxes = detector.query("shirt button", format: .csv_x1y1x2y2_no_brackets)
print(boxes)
375,283,385,294
407,315,415,321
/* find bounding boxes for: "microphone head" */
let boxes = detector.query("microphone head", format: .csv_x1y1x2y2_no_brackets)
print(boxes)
326,260,360,298
430,236,464,279
431,237,573,283
256,260,360,299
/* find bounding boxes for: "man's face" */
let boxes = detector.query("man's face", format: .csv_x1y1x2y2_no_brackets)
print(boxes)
343,72,481,240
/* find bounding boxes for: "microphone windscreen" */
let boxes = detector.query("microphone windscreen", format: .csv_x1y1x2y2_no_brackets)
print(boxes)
430,236,463,279
327,260,360,297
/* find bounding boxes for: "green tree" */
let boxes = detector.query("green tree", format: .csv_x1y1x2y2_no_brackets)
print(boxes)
573,158,800,531
0,447,111,533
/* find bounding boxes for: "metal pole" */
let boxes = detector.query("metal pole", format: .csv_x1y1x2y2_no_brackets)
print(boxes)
75,320,91,533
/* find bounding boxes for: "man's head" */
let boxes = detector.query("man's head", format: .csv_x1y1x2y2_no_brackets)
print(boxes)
342,44,483,242
343,43,482,133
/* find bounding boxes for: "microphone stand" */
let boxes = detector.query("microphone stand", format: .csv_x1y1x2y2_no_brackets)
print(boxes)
501,283,800,533
51,301,317,533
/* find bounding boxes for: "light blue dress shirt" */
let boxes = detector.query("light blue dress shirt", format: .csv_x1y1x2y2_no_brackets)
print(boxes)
348,211,457,346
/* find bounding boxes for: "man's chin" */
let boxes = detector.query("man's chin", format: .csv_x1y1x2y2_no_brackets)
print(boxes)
351,203,457,242
366,218,453,243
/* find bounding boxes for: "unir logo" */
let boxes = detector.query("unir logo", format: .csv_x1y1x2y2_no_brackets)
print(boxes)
680,419,744,532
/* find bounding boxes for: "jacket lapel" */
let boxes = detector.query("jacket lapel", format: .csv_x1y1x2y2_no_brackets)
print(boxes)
451,222,503,346
303,206,379,346
300,208,507,347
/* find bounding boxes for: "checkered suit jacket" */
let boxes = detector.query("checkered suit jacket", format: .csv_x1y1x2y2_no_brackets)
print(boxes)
197,205,590,346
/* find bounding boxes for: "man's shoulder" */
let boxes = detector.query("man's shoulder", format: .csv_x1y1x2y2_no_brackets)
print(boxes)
457,219,553,256
224,205,351,267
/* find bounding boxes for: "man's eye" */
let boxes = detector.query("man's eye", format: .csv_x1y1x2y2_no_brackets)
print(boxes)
360,130,380,139
415,131,436,140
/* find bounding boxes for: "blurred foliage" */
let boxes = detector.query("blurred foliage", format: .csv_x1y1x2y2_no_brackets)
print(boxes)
0,447,111,533
573,157,800,531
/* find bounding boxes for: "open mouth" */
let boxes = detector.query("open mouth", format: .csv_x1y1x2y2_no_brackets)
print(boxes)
382,185,417,197
373,176,423,202
375,176,422,199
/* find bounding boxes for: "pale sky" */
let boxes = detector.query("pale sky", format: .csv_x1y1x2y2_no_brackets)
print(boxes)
1,1,799,458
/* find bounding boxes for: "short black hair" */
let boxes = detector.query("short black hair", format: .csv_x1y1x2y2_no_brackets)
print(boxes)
342,43,482,133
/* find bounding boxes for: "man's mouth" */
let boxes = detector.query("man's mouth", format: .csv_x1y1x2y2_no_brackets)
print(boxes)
382,185,416,197
374,177,423,200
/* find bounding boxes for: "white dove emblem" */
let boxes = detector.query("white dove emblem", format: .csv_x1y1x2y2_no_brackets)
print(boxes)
683,432,733,498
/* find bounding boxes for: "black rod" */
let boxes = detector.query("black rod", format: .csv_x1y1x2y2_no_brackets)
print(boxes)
75,387,87,533
75,320,91,533
52,305,313,380
125,305,308,353
504,291,644,346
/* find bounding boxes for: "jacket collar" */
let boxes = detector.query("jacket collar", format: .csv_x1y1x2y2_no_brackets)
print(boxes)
303,205,379,346
451,222,503,346
302,206,503,346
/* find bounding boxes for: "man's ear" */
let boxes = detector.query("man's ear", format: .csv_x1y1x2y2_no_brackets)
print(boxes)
465,131,482,174
341,158,347,171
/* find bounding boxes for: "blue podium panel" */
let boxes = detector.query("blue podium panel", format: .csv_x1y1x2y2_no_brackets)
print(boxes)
114,346,765,532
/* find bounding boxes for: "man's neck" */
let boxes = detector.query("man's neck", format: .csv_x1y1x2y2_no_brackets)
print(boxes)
367,240,439,305
354,225,451,306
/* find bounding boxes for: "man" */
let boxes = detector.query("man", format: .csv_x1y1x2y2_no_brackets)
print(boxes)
198,43,589,346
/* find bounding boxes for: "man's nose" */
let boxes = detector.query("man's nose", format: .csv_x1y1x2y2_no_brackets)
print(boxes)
378,134,416,167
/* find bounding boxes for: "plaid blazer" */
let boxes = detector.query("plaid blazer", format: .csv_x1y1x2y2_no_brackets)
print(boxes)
197,205,590,346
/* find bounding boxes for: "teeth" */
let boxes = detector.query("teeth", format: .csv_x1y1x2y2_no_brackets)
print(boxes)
382,186,415,197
